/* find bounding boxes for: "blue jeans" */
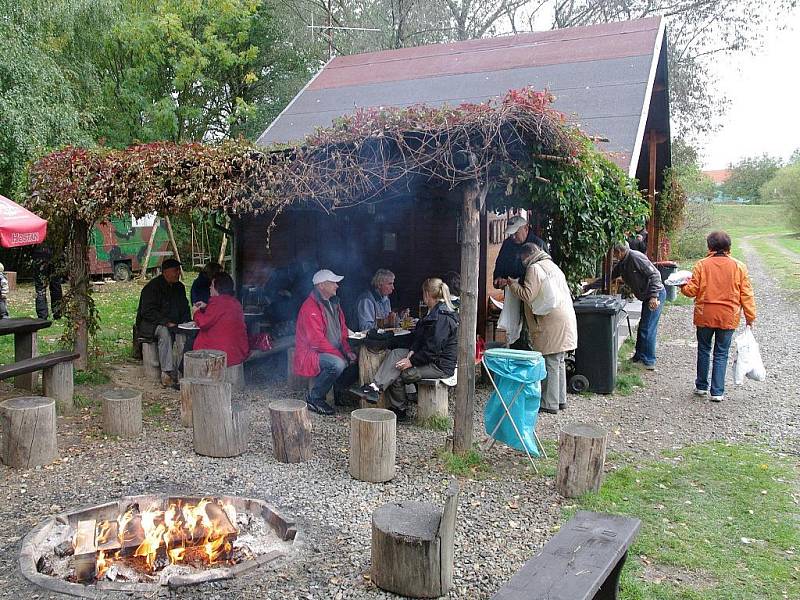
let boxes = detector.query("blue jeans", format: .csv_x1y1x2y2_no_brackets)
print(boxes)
695,327,734,397
310,353,347,402
634,288,666,366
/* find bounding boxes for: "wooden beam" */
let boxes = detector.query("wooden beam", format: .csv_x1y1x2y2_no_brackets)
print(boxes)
453,183,485,455
139,215,160,281
164,216,181,265
646,132,658,260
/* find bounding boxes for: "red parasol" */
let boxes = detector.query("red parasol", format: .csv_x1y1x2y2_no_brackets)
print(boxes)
0,194,48,248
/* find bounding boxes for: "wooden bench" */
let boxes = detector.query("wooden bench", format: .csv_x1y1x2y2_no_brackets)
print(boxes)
491,511,641,600
0,350,80,413
243,335,295,384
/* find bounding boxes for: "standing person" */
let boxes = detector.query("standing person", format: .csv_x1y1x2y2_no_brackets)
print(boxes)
358,278,459,422
135,258,191,388
32,243,63,319
499,243,577,414
191,261,222,305
356,268,395,330
492,216,547,287
680,231,756,402
293,269,357,415
0,263,9,318
611,241,666,370
191,272,250,367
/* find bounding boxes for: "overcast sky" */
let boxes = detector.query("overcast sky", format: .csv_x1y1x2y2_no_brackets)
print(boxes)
700,7,800,170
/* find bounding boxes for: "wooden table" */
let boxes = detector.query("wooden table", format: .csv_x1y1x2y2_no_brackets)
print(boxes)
0,318,52,390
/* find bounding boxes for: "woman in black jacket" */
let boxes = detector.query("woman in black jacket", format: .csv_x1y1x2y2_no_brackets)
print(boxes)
358,278,459,420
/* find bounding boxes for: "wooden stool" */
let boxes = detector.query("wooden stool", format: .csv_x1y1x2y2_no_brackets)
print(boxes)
556,422,607,498
184,349,226,381
191,380,248,457
179,377,206,427
0,396,58,468
101,388,142,438
269,399,312,463
286,347,305,390
140,341,161,382
358,346,389,409
225,363,245,393
372,480,460,597
349,408,396,482
416,379,449,421
42,360,75,414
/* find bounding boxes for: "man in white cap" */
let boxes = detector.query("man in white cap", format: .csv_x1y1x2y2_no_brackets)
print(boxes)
293,269,357,415
492,216,547,288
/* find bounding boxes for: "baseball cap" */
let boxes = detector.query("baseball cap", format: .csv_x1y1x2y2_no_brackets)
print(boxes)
161,258,182,270
312,269,344,285
505,216,528,236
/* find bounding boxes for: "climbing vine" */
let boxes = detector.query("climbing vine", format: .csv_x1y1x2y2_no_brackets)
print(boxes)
656,167,688,239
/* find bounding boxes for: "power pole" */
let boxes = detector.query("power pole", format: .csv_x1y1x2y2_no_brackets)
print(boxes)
308,2,380,60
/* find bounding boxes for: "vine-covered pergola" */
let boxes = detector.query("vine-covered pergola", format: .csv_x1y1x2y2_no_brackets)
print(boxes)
28,88,646,454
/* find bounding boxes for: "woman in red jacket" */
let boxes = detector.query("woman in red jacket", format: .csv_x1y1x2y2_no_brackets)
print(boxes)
192,272,250,366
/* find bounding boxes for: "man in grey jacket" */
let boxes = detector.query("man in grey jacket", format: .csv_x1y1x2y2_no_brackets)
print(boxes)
611,242,666,370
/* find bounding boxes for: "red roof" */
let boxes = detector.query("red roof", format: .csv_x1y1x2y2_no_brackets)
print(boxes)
704,170,731,184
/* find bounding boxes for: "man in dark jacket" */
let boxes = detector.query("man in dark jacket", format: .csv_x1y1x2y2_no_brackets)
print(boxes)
492,216,547,286
611,242,666,369
190,262,221,305
135,258,191,387
32,244,63,319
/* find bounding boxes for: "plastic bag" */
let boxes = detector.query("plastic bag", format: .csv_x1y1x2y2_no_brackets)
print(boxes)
665,269,693,286
733,326,766,384
248,332,273,352
497,287,523,345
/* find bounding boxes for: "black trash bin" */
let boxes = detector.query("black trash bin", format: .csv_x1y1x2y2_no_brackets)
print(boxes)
654,260,678,302
572,295,625,394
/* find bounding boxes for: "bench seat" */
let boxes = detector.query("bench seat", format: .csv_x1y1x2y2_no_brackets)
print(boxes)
244,335,295,363
0,350,80,380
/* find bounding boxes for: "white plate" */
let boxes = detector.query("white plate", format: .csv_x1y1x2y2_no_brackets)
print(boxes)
349,331,367,340
178,321,199,330
393,329,411,336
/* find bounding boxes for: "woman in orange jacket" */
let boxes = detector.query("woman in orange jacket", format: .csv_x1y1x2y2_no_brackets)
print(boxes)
680,231,756,402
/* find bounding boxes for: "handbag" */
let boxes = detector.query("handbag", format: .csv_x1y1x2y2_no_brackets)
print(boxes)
248,332,273,352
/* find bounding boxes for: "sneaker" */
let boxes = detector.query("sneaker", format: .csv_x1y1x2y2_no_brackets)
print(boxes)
538,406,558,415
693,388,709,397
161,371,175,388
629,355,642,363
306,394,335,415
356,383,380,404
558,403,567,411
710,395,724,402
641,363,656,371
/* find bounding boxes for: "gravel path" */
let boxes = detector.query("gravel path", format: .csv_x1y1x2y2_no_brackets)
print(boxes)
1,248,797,599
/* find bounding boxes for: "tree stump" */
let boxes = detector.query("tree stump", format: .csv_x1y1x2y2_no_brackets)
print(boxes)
184,350,226,381
141,342,161,382
269,400,312,463
179,377,206,427
371,481,460,599
225,363,245,393
286,347,305,390
191,380,248,457
101,388,142,438
349,408,396,482
0,396,58,468
417,379,449,421
556,422,607,498
42,362,75,414
358,346,389,409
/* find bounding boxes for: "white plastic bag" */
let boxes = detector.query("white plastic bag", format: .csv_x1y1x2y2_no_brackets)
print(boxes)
733,326,766,385
498,287,523,345
665,269,693,286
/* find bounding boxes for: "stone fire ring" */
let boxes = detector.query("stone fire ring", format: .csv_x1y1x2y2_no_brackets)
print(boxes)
19,494,299,599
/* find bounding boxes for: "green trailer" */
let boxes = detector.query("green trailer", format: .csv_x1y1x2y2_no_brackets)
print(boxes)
88,215,172,280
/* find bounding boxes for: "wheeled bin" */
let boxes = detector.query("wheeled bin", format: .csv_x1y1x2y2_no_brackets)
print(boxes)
571,296,625,394
654,260,678,302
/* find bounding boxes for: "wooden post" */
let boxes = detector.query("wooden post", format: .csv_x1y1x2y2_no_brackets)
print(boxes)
14,331,38,391
43,362,75,414
71,219,91,370
269,399,313,463
139,215,160,281
0,396,58,468
164,215,181,265
225,363,245,393
179,377,206,427
141,342,161,381
184,350,226,381
646,131,658,260
101,388,143,438
349,408,396,483
192,380,248,457
453,183,484,454
556,422,608,498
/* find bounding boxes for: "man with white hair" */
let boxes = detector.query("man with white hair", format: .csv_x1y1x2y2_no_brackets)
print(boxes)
293,269,357,415
356,268,395,330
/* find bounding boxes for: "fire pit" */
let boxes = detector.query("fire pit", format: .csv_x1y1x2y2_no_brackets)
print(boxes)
19,494,298,597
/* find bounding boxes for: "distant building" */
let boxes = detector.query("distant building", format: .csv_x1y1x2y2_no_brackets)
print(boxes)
701,169,741,203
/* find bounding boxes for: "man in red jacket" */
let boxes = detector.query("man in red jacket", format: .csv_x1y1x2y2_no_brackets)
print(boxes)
294,269,357,415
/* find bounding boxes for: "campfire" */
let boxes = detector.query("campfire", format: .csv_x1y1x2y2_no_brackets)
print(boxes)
73,497,239,582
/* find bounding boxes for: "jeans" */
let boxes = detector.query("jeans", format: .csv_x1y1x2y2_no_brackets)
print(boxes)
34,270,63,319
541,352,566,411
634,288,666,366
695,327,734,397
310,353,347,403
155,325,176,373
373,348,446,411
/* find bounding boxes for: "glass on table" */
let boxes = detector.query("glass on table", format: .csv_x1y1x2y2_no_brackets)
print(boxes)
418,301,429,319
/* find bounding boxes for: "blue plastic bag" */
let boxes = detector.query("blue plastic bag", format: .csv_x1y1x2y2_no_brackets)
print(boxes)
483,348,547,456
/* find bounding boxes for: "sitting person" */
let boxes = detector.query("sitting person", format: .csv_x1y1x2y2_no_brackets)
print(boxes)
135,258,191,387
356,268,395,330
191,261,222,305
358,278,459,421
191,272,250,367
294,269,357,415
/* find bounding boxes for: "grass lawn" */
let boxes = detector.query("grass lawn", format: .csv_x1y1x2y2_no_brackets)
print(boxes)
572,442,800,600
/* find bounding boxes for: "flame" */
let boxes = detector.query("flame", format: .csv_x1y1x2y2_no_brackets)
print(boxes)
89,498,238,580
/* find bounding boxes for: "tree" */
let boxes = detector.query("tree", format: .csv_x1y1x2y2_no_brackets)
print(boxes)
760,162,800,227
722,154,782,203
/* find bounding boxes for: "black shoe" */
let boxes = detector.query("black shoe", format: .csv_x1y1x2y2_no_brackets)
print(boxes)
538,406,558,415
306,395,335,415
390,408,410,423
355,384,380,404
407,392,418,404
558,403,567,411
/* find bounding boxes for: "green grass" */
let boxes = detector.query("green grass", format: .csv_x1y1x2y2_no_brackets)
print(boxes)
570,442,800,599
616,337,644,395
774,233,800,256
439,447,490,477
417,414,452,431
74,368,111,385
749,236,800,293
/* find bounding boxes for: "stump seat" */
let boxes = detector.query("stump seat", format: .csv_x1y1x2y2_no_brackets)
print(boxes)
416,378,450,421
349,408,396,483
101,388,142,438
269,399,312,463
140,340,161,382
0,351,79,413
191,380,248,457
371,480,459,598
0,396,58,468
